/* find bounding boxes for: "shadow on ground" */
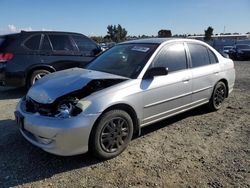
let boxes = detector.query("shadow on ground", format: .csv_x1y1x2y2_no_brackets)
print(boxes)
140,105,210,136
0,87,26,100
0,106,210,188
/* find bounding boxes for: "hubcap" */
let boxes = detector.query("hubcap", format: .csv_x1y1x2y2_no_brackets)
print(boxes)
100,117,129,153
214,85,226,108
32,72,47,84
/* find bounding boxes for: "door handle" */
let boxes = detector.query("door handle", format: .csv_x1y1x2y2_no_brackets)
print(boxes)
213,72,219,75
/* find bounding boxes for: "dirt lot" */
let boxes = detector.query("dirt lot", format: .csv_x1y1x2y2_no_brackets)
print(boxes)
0,61,249,188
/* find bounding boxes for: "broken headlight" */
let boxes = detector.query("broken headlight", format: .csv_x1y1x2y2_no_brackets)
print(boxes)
54,98,82,118
55,102,74,118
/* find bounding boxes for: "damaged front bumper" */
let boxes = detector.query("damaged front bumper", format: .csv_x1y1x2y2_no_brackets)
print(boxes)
15,98,100,156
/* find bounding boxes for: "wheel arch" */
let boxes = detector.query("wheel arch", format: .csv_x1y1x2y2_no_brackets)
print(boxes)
102,104,140,134
89,103,140,148
217,78,229,97
25,65,56,85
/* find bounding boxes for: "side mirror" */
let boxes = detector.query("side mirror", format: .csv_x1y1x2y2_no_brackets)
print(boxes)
143,67,168,79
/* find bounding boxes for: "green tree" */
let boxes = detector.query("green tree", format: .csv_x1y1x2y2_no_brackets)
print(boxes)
106,24,127,42
158,29,172,37
91,36,104,43
107,25,114,40
204,26,214,41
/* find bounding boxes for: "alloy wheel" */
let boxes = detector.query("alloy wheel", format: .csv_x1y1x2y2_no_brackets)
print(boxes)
100,117,129,153
214,84,226,108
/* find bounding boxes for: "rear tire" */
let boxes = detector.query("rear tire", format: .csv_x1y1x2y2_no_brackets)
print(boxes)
27,69,50,88
89,110,133,159
208,81,227,111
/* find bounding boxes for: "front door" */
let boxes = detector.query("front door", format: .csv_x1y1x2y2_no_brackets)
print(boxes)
142,43,192,126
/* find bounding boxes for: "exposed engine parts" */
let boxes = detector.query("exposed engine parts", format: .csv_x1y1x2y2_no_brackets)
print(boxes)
25,79,126,118
54,98,79,118
25,96,81,118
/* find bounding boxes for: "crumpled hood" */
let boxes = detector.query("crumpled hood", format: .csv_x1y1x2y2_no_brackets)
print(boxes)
27,68,128,104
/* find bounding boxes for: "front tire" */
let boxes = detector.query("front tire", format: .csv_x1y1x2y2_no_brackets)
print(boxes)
208,81,227,111
90,110,133,159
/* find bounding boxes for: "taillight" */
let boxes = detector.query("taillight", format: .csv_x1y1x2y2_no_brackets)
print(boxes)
0,53,14,63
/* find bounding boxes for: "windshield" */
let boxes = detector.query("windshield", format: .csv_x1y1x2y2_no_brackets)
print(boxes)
87,43,158,78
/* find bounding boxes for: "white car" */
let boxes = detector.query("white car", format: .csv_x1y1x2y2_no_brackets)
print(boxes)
15,38,235,159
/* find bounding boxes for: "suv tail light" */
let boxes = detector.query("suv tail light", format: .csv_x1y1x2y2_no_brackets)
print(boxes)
0,53,14,63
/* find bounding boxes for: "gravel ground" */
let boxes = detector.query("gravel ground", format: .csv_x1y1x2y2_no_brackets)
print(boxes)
0,61,249,188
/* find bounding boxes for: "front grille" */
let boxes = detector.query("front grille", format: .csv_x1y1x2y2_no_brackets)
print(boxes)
24,96,82,117
25,97,54,115
26,97,39,113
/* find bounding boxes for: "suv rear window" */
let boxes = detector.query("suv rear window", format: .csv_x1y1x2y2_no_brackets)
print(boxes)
48,35,74,51
24,34,42,50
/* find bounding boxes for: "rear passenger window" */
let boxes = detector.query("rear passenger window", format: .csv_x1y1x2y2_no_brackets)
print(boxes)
153,43,187,72
187,43,210,68
48,35,74,51
207,49,218,64
24,34,41,50
41,35,52,51
72,35,98,56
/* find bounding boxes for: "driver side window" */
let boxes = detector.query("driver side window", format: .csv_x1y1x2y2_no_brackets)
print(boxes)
153,43,187,73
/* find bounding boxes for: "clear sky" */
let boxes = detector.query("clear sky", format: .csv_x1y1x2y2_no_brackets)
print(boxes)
0,0,250,36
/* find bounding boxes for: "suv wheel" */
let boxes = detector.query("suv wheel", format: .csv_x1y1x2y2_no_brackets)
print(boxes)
28,69,50,88
90,110,133,159
208,81,227,111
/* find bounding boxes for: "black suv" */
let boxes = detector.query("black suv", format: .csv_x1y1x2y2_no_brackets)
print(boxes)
0,31,101,87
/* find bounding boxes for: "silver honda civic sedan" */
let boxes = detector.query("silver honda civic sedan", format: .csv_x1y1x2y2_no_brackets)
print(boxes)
15,38,235,159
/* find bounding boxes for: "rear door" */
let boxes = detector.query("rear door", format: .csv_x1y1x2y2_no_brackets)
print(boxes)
40,34,80,70
186,42,220,104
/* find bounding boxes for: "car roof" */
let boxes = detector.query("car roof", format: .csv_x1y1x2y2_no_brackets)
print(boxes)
120,38,202,45
121,38,174,44
20,30,84,35
1,30,85,37
0,33,20,38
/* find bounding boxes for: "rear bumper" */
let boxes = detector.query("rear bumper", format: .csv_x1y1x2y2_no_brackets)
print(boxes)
0,63,26,87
